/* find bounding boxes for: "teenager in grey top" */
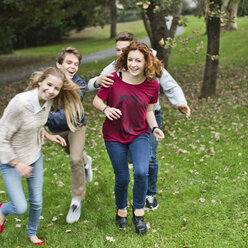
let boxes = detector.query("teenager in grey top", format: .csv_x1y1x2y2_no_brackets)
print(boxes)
88,32,191,210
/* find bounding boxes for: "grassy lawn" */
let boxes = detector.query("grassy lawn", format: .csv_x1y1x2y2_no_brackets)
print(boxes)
0,17,248,247
0,20,147,74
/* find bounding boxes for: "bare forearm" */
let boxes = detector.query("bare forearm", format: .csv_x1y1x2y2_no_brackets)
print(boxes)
146,110,158,129
93,95,106,112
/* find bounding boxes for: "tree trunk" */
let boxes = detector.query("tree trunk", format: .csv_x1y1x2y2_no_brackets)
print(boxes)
196,0,207,16
200,0,222,99
110,0,117,39
146,0,182,69
223,0,238,30
141,12,153,45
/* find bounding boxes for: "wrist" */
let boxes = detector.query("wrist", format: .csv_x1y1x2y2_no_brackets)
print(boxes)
10,158,20,167
152,126,159,133
94,81,100,88
102,105,109,114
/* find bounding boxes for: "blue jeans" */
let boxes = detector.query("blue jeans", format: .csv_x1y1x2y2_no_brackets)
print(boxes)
105,133,150,210
147,110,162,196
0,153,43,237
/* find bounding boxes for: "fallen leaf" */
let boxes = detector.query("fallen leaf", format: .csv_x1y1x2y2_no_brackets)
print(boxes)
52,217,57,221
106,236,115,242
146,222,151,229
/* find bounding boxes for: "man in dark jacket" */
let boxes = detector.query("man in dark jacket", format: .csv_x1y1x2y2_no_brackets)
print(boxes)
46,47,93,224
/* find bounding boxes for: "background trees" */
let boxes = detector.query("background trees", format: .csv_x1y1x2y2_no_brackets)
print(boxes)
200,0,222,99
0,0,108,54
0,0,246,98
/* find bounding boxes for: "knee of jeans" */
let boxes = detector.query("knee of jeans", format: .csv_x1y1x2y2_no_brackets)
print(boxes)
134,170,147,179
116,177,130,187
15,201,28,215
29,197,43,209
70,157,83,167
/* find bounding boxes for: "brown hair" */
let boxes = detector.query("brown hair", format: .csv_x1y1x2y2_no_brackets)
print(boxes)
27,67,83,132
115,42,163,80
56,47,82,65
115,32,137,43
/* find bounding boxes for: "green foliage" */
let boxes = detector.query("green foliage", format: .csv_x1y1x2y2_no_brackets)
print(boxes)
0,26,15,54
0,0,105,53
238,0,248,16
181,0,197,15
0,20,147,73
117,9,142,23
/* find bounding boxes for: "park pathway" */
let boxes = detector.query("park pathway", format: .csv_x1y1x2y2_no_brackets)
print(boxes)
0,22,184,85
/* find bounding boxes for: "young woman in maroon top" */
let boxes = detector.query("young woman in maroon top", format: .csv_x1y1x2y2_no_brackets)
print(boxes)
93,42,164,234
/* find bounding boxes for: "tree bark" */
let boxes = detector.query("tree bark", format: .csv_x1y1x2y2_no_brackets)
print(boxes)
223,0,238,30
200,0,222,99
141,11,153,45
110,0,117,39
146,0,182,69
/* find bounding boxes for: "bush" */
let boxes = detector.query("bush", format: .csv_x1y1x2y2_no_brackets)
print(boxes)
0,27,15,54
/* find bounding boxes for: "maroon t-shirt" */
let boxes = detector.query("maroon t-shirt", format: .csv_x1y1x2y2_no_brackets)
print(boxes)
97,72,159,144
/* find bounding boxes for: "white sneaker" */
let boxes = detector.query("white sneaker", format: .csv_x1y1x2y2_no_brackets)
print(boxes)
66,203,81,224
85,155,93,183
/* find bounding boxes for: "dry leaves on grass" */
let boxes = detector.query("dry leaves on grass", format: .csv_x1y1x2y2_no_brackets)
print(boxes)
106,236,115,242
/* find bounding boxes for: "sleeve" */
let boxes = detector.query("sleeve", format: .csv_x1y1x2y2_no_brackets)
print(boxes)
87,61,116,91
96,86,109,102
0,97,23,164
149,80,159,104
46,109,69,133
73,75,86,100
158,68,187,108
88,76,98,92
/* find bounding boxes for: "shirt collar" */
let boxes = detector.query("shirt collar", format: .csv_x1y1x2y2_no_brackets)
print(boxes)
28,88,49,114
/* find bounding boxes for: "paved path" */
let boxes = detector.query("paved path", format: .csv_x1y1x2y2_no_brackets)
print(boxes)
0,24,184,85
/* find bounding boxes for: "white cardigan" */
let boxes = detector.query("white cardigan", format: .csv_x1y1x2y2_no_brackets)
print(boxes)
0,88,52,166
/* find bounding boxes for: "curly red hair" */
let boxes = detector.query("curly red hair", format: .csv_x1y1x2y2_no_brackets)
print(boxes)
115,42,163,80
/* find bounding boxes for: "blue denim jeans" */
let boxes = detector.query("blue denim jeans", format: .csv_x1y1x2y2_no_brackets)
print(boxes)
105,133,150,210
0,153,43,237
147,110,162,196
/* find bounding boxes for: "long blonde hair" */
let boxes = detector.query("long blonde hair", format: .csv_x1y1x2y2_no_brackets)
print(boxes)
27,67,83,132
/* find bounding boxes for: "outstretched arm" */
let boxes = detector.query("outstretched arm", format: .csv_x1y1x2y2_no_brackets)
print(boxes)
178,104,191,118
159,68,191,118
44,130,66,147
88,61,116,91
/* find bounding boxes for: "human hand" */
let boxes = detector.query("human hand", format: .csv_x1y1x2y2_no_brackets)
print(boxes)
178,104,191,118
103,107,122,120
99,74,114,88
45,133,67,147
15,162,33,178
153,128,165,141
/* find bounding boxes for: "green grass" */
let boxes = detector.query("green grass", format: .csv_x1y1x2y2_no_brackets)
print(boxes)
170,16,248,67
0,20,147,73
0,17,248,247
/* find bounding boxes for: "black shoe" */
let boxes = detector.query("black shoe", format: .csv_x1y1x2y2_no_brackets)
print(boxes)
116,214,127,229
132,213,147,234
145,195,159,210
